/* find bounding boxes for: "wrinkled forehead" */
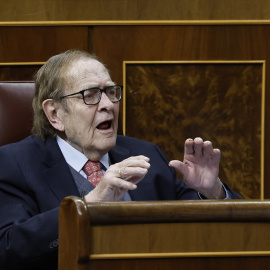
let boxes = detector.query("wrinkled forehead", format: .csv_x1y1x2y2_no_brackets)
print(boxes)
64,58,111,87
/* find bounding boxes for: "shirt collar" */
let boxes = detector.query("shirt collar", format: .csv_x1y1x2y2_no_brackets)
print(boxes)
56,136,110,172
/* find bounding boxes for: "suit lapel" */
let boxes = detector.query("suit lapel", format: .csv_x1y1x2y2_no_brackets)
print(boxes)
40,136,80,202
109,142,130,163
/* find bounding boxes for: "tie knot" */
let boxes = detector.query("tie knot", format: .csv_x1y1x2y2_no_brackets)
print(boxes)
83,161,102,176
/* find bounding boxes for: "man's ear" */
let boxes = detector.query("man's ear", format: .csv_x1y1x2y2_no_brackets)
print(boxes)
42,99,65,131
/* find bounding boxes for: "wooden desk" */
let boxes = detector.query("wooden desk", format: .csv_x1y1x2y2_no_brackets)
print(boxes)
59,197,270,270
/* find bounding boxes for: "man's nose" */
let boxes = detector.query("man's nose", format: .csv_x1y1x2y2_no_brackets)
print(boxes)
98,92,115,110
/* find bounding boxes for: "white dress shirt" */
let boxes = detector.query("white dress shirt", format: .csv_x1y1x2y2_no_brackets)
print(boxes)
56,136,110,178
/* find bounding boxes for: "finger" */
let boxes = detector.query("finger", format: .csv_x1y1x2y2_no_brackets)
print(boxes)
203,140,213,157
115,171,148,189
118,157,150,179
123,174,146,185
169,160,187,176
125,155,150,163
124,159,151,169
117,179,138,190
101,174,138,190
193,137,203,157
184,138,195,155
212,148,221,165
119,166,149,180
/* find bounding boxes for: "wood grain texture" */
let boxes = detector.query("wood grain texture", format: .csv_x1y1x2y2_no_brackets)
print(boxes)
59,196,90,270
90,222,270,254
0,65,41,81
85,200,270,224
88,257,270,270
1,0,270,21
59,197,270,270
124,62,263,199
0,26,88,62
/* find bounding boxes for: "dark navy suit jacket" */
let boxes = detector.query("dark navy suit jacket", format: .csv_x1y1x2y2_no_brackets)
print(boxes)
0,135,241,269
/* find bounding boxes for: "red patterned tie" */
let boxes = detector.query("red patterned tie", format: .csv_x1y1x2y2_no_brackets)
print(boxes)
83,161,103,186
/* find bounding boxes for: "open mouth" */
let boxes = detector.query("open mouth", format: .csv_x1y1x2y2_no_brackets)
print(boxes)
96,120,112,130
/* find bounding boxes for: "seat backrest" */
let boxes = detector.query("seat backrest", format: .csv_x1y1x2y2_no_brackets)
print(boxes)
0,82,35,146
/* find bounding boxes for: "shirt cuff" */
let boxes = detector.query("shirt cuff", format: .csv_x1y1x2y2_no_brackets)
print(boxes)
198,183,231,200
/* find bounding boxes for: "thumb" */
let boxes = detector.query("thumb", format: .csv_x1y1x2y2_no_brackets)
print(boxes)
169,160,187,176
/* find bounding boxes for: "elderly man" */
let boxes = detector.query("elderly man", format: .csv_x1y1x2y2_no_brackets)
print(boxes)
0,50,241,270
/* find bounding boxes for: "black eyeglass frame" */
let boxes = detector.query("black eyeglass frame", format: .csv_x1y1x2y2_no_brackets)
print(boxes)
58,85,123,105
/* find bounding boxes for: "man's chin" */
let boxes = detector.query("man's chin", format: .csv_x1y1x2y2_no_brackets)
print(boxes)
99,134,117,150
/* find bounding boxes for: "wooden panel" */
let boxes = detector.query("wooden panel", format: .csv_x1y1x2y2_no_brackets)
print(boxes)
89,257,270,270
0,65,42,81
1,0,270,21
92,25,270,198
91,222,270,254
59,197,270,270
92,25,270,82
0,26,89,62
123,62,264,199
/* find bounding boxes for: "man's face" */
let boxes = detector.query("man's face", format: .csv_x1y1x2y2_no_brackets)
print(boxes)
57,58,119,161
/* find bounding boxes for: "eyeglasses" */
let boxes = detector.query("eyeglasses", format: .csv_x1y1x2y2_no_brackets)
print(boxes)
58,85,122,105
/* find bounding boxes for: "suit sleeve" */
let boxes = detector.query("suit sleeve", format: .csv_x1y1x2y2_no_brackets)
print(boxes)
0,148,59,270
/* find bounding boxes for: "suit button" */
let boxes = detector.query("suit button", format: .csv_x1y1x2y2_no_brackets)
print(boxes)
53,239,58,247
49,239,58,249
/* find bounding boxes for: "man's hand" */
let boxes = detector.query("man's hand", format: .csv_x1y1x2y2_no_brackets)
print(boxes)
169,137,225,199
84,155,150,202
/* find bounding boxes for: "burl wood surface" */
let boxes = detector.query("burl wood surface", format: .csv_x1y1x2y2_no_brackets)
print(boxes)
125,63,263,199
